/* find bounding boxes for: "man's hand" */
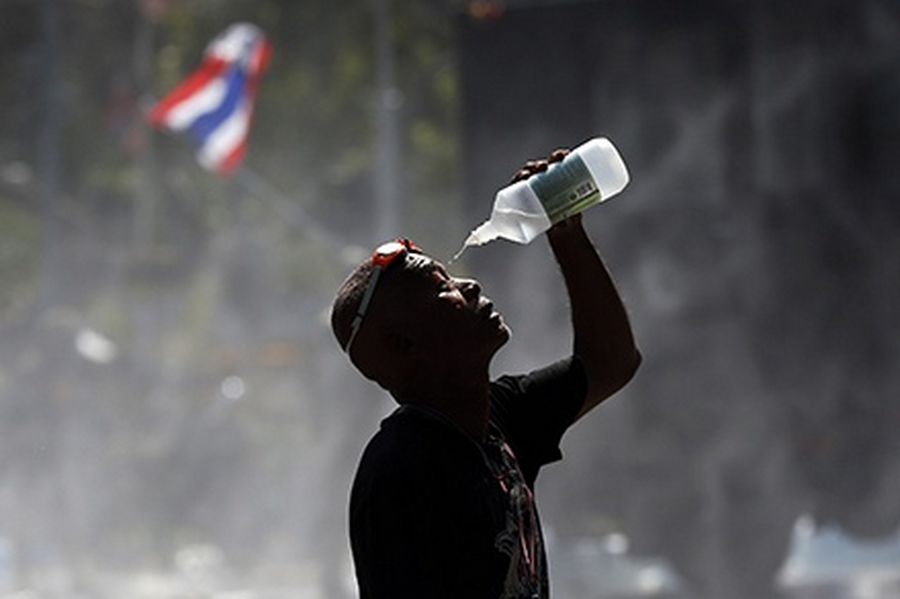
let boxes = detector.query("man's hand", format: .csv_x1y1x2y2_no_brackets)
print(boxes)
510,148,586,235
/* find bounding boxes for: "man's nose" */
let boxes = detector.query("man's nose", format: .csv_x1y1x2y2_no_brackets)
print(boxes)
456,278,482,301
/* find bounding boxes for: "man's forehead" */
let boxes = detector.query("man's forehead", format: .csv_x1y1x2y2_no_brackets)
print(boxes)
405,252,441,273
385,252,447,293
368,252,440,316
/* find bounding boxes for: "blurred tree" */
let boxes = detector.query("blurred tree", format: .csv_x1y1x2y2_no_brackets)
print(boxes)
0,0,466,591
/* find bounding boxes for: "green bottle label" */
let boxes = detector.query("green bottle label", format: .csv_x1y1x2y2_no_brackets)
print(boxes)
529,154,602,224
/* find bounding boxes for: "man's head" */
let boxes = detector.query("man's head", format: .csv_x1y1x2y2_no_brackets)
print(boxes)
331,240,509,398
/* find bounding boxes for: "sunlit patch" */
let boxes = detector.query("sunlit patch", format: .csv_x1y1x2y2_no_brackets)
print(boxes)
777,514,900,597
637,565,669,595
74,327,118,364
220,375,246,401
560,535,684,596
603,532,630,555
0,161,32,186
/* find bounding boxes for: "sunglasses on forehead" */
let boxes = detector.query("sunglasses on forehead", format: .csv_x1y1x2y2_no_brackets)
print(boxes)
345,238,421,354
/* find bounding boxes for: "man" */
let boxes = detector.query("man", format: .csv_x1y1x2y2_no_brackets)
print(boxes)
330,149,641,598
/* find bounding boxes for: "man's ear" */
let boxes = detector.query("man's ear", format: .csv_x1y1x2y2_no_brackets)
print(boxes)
351,326,412,391
383,328,414,357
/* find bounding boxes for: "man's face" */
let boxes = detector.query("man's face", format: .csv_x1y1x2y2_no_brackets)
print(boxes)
393,254,510,361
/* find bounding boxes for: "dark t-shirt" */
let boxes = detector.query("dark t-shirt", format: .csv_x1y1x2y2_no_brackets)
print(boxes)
349,357,587,599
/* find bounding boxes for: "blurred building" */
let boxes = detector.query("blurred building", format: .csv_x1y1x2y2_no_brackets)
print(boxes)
458,1,900,597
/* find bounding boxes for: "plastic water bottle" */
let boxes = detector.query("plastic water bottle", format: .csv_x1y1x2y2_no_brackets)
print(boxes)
453,137,629,260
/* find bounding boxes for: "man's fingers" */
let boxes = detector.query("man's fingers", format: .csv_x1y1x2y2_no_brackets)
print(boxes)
511,159,547,183
548,148,569,163
510,168,531,184
526,159,549,172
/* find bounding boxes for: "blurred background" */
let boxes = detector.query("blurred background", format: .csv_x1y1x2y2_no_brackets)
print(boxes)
1,0,899,598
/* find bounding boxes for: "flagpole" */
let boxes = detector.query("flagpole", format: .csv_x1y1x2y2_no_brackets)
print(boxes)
372,0,402,244
133,4,160,256
37,0,62,313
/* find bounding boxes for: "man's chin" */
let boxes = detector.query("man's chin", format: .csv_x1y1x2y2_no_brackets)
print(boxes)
494,323,512,347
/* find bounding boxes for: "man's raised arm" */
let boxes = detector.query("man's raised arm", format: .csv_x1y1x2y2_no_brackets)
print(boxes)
546,213,641,419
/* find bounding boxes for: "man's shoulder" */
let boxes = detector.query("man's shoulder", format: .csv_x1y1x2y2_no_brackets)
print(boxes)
357,410,426,470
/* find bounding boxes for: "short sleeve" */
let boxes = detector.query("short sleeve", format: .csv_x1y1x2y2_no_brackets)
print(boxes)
489,356,587,485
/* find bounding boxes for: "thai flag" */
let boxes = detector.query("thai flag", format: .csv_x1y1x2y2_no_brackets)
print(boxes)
149,23,272,176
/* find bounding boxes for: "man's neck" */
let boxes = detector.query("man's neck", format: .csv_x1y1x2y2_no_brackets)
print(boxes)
396,369,491,441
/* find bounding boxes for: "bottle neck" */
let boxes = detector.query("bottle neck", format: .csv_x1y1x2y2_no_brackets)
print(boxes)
467,220,499,246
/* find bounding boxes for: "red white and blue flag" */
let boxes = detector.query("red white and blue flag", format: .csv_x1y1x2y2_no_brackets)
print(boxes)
149,23,272,176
